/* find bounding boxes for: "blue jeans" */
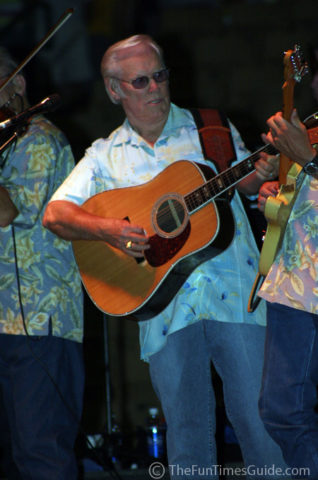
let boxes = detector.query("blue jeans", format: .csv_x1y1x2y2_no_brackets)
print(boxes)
259,302,318,479
149,320,288,479
0,333,84,480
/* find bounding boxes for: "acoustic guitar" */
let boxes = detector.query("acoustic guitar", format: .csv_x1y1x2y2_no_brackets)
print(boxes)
72,116,318,320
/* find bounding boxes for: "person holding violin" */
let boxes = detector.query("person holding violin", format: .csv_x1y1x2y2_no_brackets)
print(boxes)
0,47,84,479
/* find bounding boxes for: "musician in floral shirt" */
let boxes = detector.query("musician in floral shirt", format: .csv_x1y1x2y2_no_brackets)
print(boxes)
0,48,84,479
258,108,318,478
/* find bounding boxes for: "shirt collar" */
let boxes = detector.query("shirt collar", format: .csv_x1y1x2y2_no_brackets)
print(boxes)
114,103,194,147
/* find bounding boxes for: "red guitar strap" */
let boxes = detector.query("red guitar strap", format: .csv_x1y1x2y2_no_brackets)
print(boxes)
190,108,236,173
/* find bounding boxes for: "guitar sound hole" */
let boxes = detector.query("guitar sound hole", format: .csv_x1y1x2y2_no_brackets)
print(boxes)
157,199,185,233
154,196,188,238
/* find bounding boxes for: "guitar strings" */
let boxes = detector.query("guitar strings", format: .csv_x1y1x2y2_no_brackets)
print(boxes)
185,143,278,212
156,143,279,227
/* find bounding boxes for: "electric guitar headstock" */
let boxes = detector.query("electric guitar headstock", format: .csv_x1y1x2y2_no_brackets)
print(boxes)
282,44,308,120
280,44,308,183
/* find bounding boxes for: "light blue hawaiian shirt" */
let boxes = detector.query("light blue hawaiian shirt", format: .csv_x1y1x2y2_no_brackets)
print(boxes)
51,103,265,359
0,116,83,342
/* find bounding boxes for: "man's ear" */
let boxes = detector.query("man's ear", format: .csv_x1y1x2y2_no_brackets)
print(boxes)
104,77,120,103
13,74,26,96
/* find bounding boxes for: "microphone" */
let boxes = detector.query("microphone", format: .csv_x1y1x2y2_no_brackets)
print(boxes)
0,94,62,130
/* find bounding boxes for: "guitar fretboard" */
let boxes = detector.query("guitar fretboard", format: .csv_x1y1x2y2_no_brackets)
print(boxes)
185,143,278,213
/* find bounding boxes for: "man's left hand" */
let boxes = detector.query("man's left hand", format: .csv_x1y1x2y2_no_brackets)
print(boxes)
254,153,279,182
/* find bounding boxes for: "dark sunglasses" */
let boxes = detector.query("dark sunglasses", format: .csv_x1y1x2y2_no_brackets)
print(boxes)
112,68,169,90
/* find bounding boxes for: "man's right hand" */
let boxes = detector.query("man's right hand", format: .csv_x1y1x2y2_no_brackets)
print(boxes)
43,200,150,258
105,217,150,258
257,181,279,212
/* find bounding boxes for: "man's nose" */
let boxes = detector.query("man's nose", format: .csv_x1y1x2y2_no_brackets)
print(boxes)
148,78,159,92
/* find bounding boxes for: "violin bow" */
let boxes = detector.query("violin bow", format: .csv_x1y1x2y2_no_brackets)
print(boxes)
0,7,74,92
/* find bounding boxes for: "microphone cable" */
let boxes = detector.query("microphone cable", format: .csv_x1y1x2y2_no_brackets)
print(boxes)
10,221,123,479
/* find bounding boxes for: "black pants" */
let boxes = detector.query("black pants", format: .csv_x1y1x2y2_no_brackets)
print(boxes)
0,333,84,480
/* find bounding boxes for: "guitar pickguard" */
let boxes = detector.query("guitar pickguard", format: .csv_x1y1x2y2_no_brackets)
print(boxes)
145,222,191,267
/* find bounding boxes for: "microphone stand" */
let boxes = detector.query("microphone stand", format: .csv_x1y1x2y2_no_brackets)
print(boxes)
102,313,123,476
103,313,113,438
0,124,28,157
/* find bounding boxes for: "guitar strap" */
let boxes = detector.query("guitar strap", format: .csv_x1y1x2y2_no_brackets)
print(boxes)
191,108,262,314
190,108,236,173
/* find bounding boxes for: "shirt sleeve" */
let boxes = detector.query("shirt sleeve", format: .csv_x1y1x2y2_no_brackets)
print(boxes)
0,119,74,228
49,138,112,205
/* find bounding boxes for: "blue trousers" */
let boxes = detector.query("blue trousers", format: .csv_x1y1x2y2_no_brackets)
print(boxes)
259,302,318,479
0,333,84,480
149,320,288,480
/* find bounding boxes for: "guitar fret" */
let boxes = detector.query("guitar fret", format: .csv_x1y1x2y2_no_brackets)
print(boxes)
201,185,211,202
217,158,254,190
186,194,197,211
224,169,237,184
197,187,209,203
194,190,203,206
215,177,225,190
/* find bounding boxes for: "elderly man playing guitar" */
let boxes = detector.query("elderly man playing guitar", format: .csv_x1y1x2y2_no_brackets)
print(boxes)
43,34,288,478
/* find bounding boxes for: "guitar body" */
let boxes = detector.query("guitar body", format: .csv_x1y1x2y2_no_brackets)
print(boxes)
72,160,235,319
258,163,302,276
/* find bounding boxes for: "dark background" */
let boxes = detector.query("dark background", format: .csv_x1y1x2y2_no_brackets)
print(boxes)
0,0,317,469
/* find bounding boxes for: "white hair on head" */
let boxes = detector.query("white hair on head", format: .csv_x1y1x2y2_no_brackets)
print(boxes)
101,34,165,105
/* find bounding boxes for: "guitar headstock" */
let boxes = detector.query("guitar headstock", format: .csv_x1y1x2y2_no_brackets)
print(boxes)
280,45,308,184
282,44,308,121
283,44,308,84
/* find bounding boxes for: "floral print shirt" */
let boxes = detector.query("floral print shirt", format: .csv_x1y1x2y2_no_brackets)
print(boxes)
51,103,265,359
259,172,318,314
0,116,83,342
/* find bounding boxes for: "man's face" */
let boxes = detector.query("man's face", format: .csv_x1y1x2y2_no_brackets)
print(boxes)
109,47,170,136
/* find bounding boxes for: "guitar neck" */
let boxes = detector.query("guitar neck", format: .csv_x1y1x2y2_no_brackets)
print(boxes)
185,142,277,213
185,124,318,214
279,77,294,184
279,45,306,184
